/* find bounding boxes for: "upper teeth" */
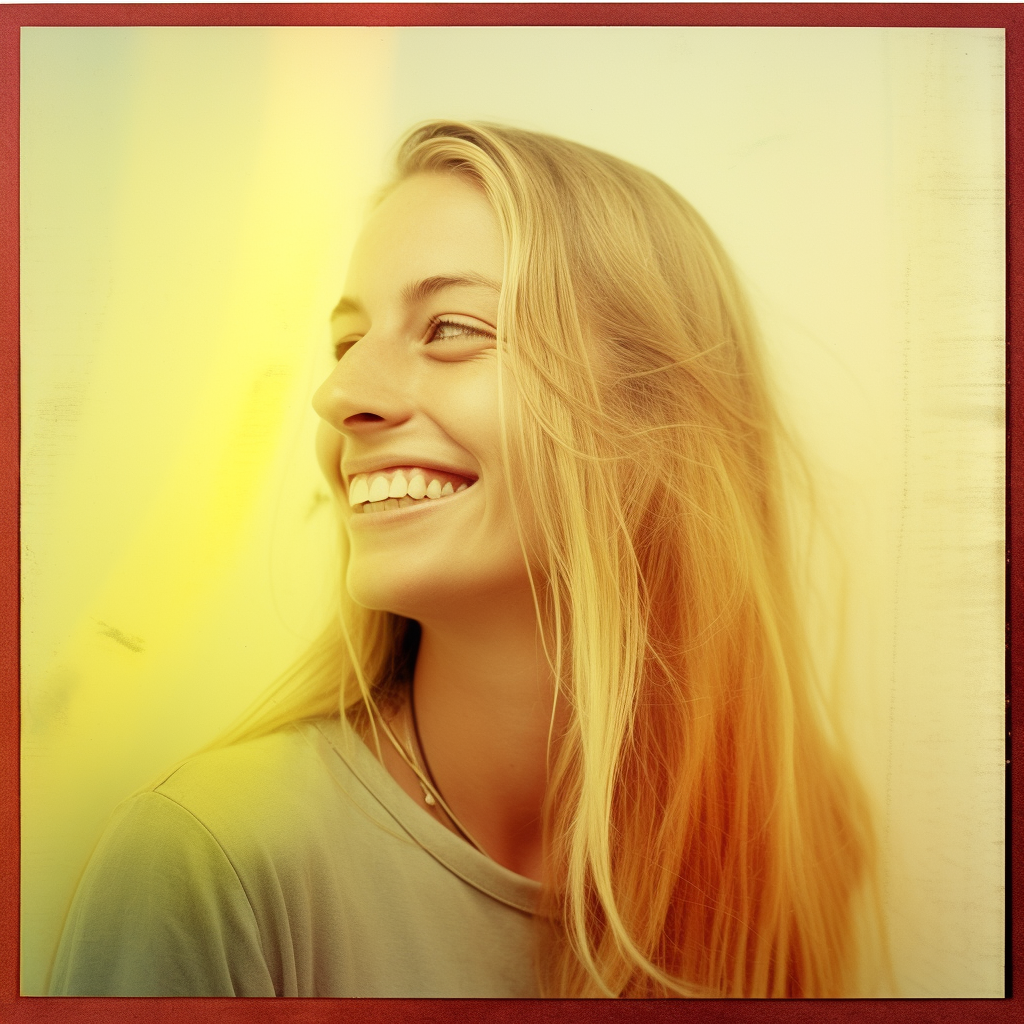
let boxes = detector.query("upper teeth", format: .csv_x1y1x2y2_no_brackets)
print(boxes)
348,468,471,510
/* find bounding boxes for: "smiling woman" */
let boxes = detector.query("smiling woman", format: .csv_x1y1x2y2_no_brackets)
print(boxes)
49,122,881,998
316,175,527,631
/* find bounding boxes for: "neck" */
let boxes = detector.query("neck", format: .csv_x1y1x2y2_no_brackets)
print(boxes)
411,587,560,881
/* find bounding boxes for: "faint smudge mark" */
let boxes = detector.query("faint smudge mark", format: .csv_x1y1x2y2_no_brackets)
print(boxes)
24,665,79,737
96,621,146,653
306,489,329,520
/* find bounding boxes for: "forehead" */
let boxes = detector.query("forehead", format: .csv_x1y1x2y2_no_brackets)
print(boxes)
344,173,503,299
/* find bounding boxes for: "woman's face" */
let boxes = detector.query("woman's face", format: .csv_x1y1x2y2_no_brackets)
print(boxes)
313,172,529,621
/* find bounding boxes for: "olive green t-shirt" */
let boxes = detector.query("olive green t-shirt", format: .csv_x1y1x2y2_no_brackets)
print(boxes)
49,718,542,997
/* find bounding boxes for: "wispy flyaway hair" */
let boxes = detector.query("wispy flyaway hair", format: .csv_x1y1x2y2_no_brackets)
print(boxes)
223,121,880,997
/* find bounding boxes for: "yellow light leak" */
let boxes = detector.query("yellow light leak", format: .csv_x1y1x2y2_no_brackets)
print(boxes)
25,29,395,720
21,28,396,994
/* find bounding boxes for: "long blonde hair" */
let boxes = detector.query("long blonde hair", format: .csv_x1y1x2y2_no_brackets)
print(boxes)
224,121,879,997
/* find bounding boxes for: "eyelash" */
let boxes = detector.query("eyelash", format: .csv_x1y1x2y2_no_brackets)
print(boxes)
332,318,493,360
333,339,356,361
426,317,492,344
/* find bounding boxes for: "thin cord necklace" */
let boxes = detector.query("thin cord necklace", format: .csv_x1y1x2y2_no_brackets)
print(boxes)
402,703,437,808
378,687,488,857
409,683,444,806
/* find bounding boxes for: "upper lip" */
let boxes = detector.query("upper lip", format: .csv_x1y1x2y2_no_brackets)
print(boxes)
341,455,479,486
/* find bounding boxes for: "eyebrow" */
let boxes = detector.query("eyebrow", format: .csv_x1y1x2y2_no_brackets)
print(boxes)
330,273,501,321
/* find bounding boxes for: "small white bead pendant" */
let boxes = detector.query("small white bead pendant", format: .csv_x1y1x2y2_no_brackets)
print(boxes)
420,781,436,807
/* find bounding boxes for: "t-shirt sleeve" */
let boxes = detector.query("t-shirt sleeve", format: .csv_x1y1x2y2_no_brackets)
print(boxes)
48,791,276,996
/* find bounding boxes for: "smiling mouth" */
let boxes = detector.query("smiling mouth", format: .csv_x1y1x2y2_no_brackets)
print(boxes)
347,466,476,514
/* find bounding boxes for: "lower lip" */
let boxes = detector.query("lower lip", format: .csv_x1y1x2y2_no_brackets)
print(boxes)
345,485,476,526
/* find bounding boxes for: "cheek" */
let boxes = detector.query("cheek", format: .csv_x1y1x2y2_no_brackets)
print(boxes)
315,422,344,495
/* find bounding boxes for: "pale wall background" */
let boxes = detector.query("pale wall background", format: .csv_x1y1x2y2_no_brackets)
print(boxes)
20,27,1005,996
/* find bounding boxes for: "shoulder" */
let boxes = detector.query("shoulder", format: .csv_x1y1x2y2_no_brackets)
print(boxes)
50,721,348,996
50,789,274,995
149,721,353,875
154,723,331,819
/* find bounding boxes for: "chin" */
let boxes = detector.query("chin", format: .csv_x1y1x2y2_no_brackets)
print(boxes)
344,556,441,618
345,551,530,622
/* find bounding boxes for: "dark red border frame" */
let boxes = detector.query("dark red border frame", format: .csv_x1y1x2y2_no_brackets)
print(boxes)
1,3,1018,1022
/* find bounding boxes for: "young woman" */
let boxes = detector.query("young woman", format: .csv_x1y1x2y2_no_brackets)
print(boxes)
50,121,879,998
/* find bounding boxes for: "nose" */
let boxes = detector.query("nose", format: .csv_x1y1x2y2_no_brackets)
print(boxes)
312,332,413,437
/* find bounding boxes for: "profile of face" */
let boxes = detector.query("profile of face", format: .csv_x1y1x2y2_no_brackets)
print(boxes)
313,173,531,625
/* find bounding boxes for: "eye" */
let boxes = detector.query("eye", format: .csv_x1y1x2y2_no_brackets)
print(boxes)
426,318,494,345
332,337,360,361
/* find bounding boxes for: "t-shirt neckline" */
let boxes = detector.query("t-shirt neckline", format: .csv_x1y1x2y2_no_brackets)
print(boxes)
309,717,542,915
